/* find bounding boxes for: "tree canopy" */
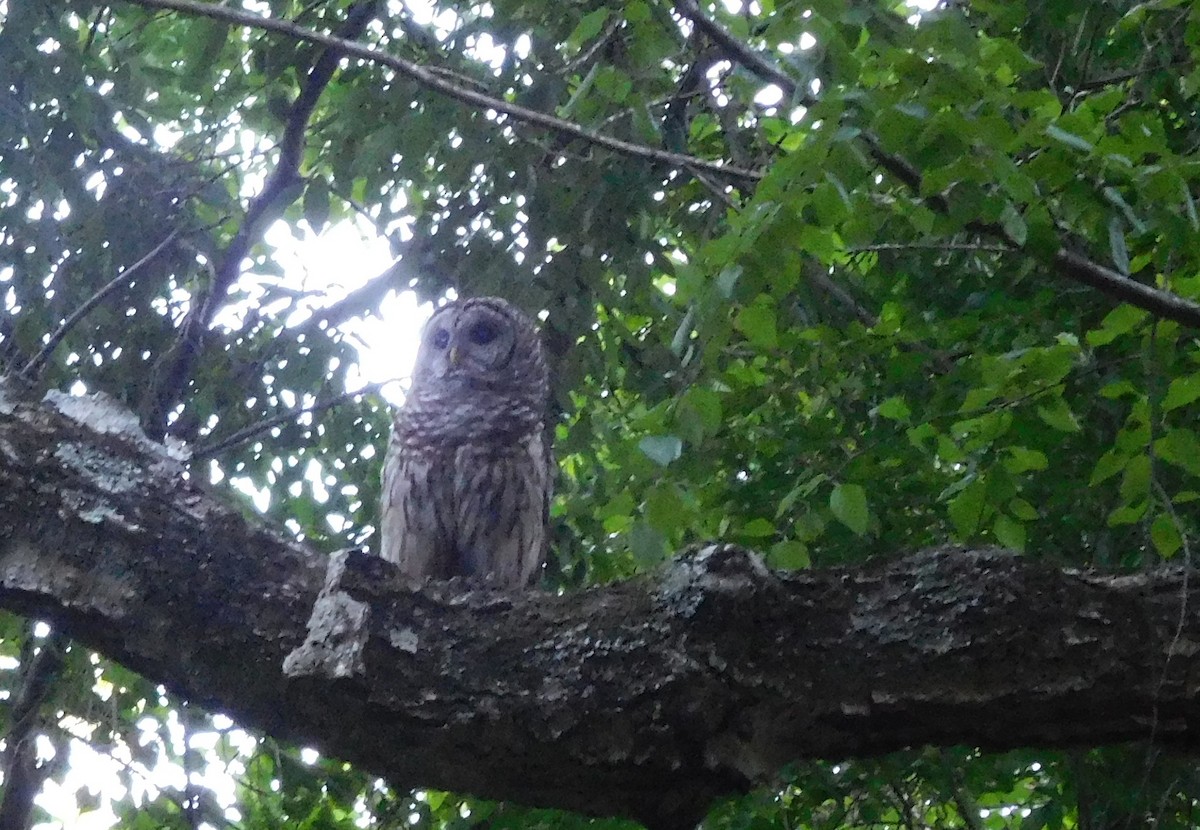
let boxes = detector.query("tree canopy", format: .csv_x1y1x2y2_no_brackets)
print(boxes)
2,0,1200,828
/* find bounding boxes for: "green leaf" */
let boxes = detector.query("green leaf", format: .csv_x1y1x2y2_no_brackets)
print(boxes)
1107,216,1129,275
1151,514,1183,559
626,0,652,23
1156,430,1200,477
992,515,1026,552
1003,446,1048,474
1008,498,1039,520
767,540,810,570
1087,304,1148,346
639,435,683,466
741,517,776,537
1108,500,1148,526
629,521,667,567
594,66,632,103
829,483,869,536
679,387,723,436
1036,396,1080,432
876,396,912,422
645,483,686,534
948,478,988,539
1119,453,1151,502
736,296,778,349
568,8,610,46
1162,374,1200,412
1103,186,1146,234
1089,449,1129,487
907,422,937,449
1100,380,1138,399
1000,203,1027,246
716,264,742,297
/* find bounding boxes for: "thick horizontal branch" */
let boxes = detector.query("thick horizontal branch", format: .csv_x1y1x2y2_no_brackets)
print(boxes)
1,382,1198,829
119,0,760,186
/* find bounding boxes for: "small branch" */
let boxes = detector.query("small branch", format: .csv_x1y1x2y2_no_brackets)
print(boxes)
0,628,68,830
120,0,761,185
561,13,623,74
1052,248,1200,327
121,0,1200,340
798,241,959,373
137,0,382,438
1074,59,1192,93
204,0,384,325
674,0,803,103
685,164,738,211
19,229,181,382
804,262,877,328
847,241,1010,254
192,383,382,460
941,750,986,830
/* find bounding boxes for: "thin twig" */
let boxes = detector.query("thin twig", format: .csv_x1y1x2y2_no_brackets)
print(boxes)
19,228,181,381
54,716,242,830
1074,58,1192,92
685,164,738,210
181,703,202,830
804,262,877,327
561,13,623,74
193,383,384,460
847,242,1010,254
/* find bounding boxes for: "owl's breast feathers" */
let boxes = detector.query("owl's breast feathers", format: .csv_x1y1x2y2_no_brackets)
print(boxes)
393,388,546,450
383,390,552,587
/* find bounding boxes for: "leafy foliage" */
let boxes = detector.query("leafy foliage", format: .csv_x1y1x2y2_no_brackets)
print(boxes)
2,0,1200,826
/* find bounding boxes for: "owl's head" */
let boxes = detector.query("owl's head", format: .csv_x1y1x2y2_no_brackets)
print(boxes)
411,296,546,396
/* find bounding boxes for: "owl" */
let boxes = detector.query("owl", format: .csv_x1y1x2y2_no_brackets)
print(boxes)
379,297,552,588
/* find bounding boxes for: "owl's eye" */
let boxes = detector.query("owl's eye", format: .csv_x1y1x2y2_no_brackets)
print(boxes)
431,328,450,349
467,321,498,345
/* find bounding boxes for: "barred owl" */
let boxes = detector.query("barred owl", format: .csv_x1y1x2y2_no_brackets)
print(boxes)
379,297,552,588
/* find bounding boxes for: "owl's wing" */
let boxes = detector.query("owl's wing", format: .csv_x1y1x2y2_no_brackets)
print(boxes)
379,428,451,580
519,428,554,587
453,429,552,587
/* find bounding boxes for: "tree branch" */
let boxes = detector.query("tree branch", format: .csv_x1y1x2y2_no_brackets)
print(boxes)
18,229,181,381
192,383,382,460
138,0,382,438
2,381,1200,828
118,0,762,186
0,628,67,830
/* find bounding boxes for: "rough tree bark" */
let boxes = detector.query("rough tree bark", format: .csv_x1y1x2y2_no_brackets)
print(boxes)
1,379,1198,830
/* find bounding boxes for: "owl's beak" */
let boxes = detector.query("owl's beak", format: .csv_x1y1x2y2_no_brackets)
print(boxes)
448,345,461,367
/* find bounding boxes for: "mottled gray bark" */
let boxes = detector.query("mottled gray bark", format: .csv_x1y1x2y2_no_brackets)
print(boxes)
0,381,1197,829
